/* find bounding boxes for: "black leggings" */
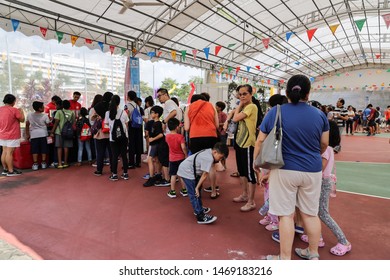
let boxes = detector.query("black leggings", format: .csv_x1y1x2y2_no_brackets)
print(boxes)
346,119,353,134
110,139,128,175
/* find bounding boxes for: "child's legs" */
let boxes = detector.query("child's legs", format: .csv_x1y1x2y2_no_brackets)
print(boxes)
110,142,120,174
182,178,203,215
319,178,349,245
85,140,92,161
77,139,84,162
264,184,269,201
63,147,69,164
148,157,155,176
170,175,177,191
32,154,39,162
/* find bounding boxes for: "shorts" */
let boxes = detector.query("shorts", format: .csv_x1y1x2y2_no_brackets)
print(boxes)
234,144,256,184
268,169,322,216
55,135,73,148
368,120,376,127
387,119,390,125
0,139,20,148
149,141,169,167
30,137,48,154
190,136,218,154
169,159,184,176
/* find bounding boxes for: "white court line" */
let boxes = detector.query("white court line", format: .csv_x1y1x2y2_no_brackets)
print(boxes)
337,189,390,200
335,161,390,165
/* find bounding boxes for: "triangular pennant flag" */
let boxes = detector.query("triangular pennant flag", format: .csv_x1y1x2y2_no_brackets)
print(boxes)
85,38,92,44
132,48,137,56
286,31,294,41
246,66,251,72
11,19,19,32
306,28,317,42
262,38,270,49
255,65,260,70
71,35,78,46
294,61,301,65
157,51,162,57
40,27,47,37
228,66,233,73
336,73,341,76
329,24,340,35
235,66,240,73
274,63,280,68
147,52,155,59
376,54,381,59
331,59,336,63
181,50,187,61
219,67,224,73
56,31,64,43
121,47,126,55
382,13,390,29
230,74,233,79
192,49,198,61
215,45,222,56
386,68,390,72
98,42,104,51
109,45,115,55
355,19,366,32
227,43,236,48
171,50,177,61
203,47,210,59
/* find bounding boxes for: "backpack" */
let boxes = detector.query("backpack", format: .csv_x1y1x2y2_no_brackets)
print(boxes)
129,103,143,128
374,110,380,119
61,110,74,140
111,111,127,142
80,122,92,141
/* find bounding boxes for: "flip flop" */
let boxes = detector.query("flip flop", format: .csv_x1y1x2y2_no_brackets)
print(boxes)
295,248,320,260
230,172,240,177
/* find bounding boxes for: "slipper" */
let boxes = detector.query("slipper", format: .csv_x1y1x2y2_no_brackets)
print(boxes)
230,172,240,177
264,255,280,260
330,243,351,256
210,192,220,199
295,248,320,260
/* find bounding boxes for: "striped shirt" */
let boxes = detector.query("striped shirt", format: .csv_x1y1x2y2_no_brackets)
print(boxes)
332,106,348,127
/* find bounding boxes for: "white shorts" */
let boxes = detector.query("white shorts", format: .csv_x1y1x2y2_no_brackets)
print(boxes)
0,139,20,148
269,169,322,216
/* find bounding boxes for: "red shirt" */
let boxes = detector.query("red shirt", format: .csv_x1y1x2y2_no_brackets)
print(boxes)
0,105,22,140
165,133,186,162
69,100,81,111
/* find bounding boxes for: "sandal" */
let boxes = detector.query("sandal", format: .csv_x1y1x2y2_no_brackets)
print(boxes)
300,234,325,248
210,192,220,199
230,172,240,177
330,243,351,256
240,203,256,212
295,248,320,260
233,194,248,203
264,255,280,260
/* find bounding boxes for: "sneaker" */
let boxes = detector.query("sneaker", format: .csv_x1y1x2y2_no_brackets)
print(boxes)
180,188,188,197
41,162,47,169
94,171,102,176
193,207,211,215
7,170,22,177
32,163,39,171
121,173,129,180
259,215,271,226
154,179,170,187
197,214,217,224
203,186,220,193
271,231,280,243
143,177,156,187
92,163,97,167
167,190,177,198
142,173,150,180
109,174,119,181
154,173,163,181
1,169,8,176
295,225,304,234
50,162,58,168
104,160,110,166
265,222,279,231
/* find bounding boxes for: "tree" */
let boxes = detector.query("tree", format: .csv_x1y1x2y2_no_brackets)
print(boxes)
0,59,27,94
189,76,203,85
99,77,107,91
176,83,190,102
160,77,178,95
140,81,153,97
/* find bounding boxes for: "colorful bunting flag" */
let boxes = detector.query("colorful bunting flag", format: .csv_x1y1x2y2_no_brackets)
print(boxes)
329,24,340,35
157,51,162,57
219,66,224,73
203,47,210,59
246,66,251,72
71,35,78,46
109,45,115,55
355,19,366,32
227,43,236,48
382,13,390,29
11,19,19,32
236,66,240,74
215,45,222,56
98,42,104,51
147,52,155,59
171,50,177,61
274,63,280,68
192,49,197,61
228,66,233,73
255,65,261,70
306,28,317,42
121,48,126,55
331,59,336,63
132,48,137,56
262,38,270,49
180,50,186,61
294,61,301,65
376,54,381,59
286,32,294,42
40,27,47,37
56,31,64,43
85,38,92,44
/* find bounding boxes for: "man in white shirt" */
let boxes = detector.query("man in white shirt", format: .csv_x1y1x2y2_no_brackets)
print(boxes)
156,88,182,133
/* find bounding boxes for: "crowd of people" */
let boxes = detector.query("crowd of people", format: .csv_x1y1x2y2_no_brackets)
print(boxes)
1,74,390,260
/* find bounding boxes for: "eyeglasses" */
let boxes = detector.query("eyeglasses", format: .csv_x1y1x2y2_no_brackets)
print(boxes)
238,92,249,97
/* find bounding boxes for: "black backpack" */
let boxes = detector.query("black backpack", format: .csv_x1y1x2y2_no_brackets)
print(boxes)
61,110,74,140
111,111,127,142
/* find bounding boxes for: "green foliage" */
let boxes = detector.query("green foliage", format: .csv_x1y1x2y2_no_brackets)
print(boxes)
140,80,153,97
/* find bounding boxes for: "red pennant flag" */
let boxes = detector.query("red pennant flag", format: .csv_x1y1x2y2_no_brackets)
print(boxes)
157,51,163,57
192,49,198,61
109,45,115,55
267,79,270,84
235,66,241,73
230,74,233,79
376,54,381,59
85,38,92,44
40,27,47,37
307,28,317,42
255,65,261,70
215,45,222,56
382,13,390,29
262,38,270,49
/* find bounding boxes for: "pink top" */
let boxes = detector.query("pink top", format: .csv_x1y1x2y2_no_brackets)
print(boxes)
0,105,22,140
322,146,334,178
165,133,186,162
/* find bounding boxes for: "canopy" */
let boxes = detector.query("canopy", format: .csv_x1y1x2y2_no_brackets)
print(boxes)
1,0,389,83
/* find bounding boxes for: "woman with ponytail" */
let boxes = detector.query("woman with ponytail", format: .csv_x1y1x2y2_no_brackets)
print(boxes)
254,75,329,260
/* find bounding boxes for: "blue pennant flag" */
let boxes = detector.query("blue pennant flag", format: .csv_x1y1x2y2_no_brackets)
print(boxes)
286,31,294,42
147,52,156,59
246,66,251,72
11,19,19,32
294,61,301,65
98,42,104,51
203,47,210,60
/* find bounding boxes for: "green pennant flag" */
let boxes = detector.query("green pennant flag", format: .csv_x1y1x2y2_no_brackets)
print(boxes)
274,63,280,68
56,31,64,43
336,73,341,76
181,50,187,61
227,43,236,48
228,66,233,73
386,68,390,72
331,59,336,63
121,48,126,55
355,19,366,32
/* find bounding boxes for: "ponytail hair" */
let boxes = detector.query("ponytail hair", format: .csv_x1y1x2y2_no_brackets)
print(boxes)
286,75,311,104
109,95,120,120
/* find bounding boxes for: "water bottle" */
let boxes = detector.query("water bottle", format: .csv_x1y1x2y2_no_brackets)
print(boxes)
259,199,269,216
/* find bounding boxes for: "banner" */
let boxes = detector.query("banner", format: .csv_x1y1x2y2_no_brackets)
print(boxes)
329,24,340,35
355,19,366,32
181,50,186,61
171,50,176,61
109,45,115,55
147,51,155,59
255,65,261,70
85,38,92,44
286,32,294,41
125,57,140,97
121,48,127,55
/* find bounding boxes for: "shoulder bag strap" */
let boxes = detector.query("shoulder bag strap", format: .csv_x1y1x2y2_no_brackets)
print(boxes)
192,149,206,179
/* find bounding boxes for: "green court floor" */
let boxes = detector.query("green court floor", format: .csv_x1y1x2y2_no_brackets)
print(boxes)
336,161,390,198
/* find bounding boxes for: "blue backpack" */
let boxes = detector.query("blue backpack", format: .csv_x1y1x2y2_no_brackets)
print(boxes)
129,104,143,128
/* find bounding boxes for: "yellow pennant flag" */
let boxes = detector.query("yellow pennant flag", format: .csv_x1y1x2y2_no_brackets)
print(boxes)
329,24,340,35
168,84,177,94
171,50,177,61
219,66,224,73
71,35,79,46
